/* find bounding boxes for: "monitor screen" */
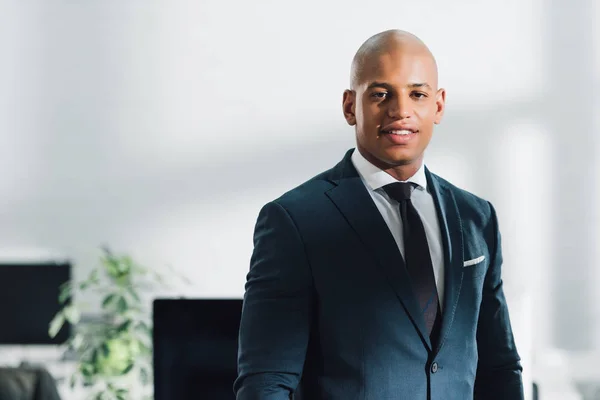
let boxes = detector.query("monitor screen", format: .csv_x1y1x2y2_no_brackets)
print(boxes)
153,298,243,400
0,261,71,344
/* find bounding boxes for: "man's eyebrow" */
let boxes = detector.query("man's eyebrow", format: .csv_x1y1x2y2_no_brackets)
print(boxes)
365,81,433,90
366,81,393,90
407,82,433,90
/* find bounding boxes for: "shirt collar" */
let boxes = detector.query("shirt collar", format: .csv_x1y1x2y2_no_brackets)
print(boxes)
351,148,428,192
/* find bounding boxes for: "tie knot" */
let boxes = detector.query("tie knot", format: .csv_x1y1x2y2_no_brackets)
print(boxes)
383,182,416,202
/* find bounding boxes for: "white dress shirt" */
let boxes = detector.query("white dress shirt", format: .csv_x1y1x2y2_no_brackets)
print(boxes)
351,149,445,310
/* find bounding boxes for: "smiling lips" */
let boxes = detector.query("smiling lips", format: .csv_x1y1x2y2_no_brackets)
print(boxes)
383,129,416,135
381,121,418,134
380,123,418,144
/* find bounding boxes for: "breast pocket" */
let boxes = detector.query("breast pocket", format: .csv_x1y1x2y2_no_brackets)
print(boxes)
462,255,488,278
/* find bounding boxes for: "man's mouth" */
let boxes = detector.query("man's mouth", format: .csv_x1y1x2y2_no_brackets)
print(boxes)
379,128,418,145
381,129,418,136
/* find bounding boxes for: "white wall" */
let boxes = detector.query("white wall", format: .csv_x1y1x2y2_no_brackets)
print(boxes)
1,0,599,397
0,0,550,294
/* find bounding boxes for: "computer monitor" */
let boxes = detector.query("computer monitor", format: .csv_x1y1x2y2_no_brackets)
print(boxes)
152,298,243,400
0,260,71,344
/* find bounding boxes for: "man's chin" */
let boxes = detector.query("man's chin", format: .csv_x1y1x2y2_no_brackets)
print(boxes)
380,149,422,167
356,144,422,169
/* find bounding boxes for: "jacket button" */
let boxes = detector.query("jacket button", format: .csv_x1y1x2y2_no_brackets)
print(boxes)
431,362,438,373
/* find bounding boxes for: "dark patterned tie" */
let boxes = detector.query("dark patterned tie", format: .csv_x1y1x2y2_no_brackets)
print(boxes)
383,182,441,343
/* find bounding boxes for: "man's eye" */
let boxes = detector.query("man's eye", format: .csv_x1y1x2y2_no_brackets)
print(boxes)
412,92,427,99
372,92,387,99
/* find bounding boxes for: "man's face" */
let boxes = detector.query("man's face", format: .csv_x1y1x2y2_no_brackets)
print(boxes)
343,47,445,171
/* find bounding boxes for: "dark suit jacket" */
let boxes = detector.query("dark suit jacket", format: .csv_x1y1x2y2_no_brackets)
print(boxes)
235,149,523,400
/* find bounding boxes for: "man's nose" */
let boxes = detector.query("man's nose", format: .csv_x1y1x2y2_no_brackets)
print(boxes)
387,95,411,118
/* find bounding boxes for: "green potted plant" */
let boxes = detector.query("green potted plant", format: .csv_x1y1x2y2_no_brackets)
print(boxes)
49,247,185,400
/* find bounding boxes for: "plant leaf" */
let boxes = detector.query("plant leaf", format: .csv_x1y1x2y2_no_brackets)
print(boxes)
48,311,65,338
139,367,150,385
101,341,110,357
116,296,128,314
121,363,134,376
135,321,151,335
58,282,72,304
126,286,141,303
116,320,132,334
102,294,117,309
63,304,81,324
72,333,84,350
137,340,152,356
82,375,94,387
90,348,99,368
89,268,99,283
69,373,77,389
81,362,95,377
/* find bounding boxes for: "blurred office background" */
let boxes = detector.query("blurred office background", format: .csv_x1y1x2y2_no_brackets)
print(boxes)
0,0,598,399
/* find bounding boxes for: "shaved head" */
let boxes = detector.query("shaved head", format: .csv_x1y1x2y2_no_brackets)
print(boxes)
350,30,438,90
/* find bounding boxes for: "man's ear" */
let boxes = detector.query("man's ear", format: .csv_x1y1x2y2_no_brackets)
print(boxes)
433,88,446,125
342,89,357,126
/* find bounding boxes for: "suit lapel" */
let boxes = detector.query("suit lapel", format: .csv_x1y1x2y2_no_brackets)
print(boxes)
325,151,432,351
426,169,465,355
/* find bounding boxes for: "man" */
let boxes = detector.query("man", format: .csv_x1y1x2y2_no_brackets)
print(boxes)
234,29,523,399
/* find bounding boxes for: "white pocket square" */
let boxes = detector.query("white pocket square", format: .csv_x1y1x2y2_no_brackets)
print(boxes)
463,256,485,267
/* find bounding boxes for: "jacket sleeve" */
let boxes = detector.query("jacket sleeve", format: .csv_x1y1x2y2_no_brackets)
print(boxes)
474,202,524,400
234,201,314,400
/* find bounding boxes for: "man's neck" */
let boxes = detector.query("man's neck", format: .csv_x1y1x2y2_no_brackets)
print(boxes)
385,163,421,182
357,146,423,182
